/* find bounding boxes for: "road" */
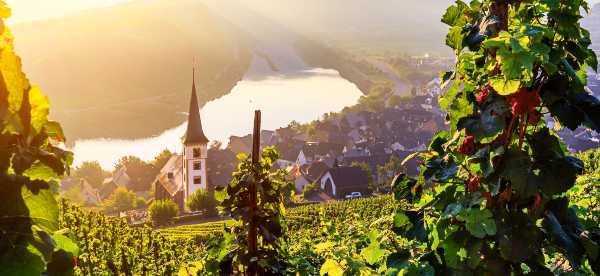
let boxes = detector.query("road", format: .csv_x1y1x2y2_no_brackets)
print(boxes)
370,60,410,96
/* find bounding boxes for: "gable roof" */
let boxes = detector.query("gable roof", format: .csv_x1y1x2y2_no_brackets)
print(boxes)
103,166,131,187
325,167,369,188
303,161,330,183
183,72,209,145
154,154,184,197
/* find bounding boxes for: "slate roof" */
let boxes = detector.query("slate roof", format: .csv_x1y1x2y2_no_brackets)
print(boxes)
154,155,184,197
325,167,369,188
183,74,209,145
302,161,330,182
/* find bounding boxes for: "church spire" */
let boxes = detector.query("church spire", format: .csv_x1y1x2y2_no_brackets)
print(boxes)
183,68,209,145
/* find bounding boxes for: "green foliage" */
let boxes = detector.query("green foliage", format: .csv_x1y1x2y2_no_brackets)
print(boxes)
0,3,77,274
114,156,156,191
302,182,321,198
394,0,600,274
376,155,404,193
149,199,179,226
201,147,294,274
73,161,107,189
102,186,137,213
151,149,173,171
59,201,199,275
350,161,374,192
186,188,217,217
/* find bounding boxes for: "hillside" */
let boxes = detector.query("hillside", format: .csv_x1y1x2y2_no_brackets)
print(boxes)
221,0,453,55
12,0,252,141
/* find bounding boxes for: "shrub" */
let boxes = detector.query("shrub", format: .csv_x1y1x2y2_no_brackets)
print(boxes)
186,189,217,217
103,187,136,213
303,182,321,198
135,197,147,209
149,199,179,226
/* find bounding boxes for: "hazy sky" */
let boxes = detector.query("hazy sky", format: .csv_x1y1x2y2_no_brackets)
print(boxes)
5,0,132,23
5,0,600,23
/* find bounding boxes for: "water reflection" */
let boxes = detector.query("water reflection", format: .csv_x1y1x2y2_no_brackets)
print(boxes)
71,68,362,169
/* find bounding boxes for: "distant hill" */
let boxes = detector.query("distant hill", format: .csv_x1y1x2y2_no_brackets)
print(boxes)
583,3,600,51
221,0,453,55
13,0,252,140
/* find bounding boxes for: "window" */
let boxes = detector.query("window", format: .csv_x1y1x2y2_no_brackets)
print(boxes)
193,162,201,171
167,172,174,179
193,148,201,158
193,176,202,185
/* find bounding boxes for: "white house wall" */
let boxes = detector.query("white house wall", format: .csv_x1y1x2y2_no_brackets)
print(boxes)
320,172,336,196
183,143,208,199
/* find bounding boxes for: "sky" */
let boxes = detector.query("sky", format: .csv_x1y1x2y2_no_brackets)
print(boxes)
5,0,600,23
5,0,132,23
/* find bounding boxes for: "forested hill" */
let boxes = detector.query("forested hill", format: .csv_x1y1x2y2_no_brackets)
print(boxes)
12,0,252,140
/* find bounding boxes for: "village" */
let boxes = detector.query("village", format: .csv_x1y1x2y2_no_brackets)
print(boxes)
59,56,600,225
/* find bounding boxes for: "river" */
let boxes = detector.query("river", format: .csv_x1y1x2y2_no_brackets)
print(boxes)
71,66,363,169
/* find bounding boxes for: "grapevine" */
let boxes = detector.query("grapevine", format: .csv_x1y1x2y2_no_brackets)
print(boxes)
395,0,600,273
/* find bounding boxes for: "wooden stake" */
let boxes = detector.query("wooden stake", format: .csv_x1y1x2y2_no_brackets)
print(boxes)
248,110,261,276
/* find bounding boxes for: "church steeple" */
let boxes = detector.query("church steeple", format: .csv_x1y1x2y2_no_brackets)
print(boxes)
183,69,209,145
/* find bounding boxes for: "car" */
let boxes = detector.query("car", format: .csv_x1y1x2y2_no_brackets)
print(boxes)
345,192,363,199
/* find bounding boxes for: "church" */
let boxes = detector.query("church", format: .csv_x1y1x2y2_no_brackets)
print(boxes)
154,72,209,211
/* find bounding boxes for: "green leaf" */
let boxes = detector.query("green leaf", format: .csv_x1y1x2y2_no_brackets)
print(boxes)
394,211,410,228
439,79,460,111
441,1,468,26
0,243,46,276
52,233,79,257
29,86,49,134
489,77,521,95
500,149,534,197
458,208,497,238
24,161,60,182
496,210,542,262
361,241,386,265
320,259,344,276
458,95,509,141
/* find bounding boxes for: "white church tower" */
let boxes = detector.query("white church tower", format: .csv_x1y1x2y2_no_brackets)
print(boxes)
182,70,209,199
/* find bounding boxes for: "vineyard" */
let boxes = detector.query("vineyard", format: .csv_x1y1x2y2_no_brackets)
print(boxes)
3,0,600,275
59,201,203,275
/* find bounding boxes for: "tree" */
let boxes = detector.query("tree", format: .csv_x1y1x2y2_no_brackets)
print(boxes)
0,3,77,274
351,162,374,193
151,149,173,171
114,156,155,191
73,161,107,189
395,0,600,274
148,199,179,226
376,155,403,193
103,187,137,214
186,188,217,217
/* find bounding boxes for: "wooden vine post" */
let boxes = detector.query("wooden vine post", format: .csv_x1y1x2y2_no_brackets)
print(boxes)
248,110,261,276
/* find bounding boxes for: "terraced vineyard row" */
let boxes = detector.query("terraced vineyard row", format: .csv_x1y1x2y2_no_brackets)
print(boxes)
159,196,397,241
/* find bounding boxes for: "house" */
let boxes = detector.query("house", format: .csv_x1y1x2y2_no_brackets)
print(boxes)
100,166,131,199
60,177,101,206
296,142,344,166
154,155,185,211
154,71,210,211
261,130,277,147
320,167,370,199
78,179,102,206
